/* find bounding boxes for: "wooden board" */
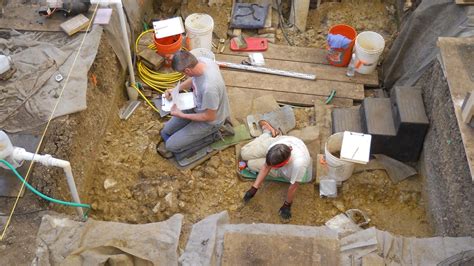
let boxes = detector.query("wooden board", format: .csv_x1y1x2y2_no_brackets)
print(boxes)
216,54,379,86
222,43,329,64
227,86,353,107
438,37,474,180
221,69,365,100
456,0,474,5
60,14,90,36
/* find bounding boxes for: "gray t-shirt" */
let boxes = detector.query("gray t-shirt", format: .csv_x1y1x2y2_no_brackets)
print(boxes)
192,57,230,125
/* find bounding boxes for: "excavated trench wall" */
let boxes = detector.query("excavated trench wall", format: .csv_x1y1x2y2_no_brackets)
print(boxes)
31,0,152,212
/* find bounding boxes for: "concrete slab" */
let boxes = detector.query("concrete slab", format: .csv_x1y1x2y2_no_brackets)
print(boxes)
222,233,321,265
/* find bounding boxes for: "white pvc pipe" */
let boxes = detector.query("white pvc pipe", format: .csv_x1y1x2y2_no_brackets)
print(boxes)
91,0,137,100
12,148,84,217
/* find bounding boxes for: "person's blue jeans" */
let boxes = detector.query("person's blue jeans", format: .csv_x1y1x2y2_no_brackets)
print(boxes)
160,110,222,156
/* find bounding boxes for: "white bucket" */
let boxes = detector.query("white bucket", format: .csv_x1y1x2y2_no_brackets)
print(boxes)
354,31,385,75
324,132,355,182
190,48,215,61
185,13,214,51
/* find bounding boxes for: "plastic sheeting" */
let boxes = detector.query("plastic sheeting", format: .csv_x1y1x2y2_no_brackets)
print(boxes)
0,27,102,133
33,214,183,266
181,211,474,266
382,0,474,88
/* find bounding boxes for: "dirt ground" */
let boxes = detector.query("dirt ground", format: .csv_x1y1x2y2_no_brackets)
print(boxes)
1,0,434,264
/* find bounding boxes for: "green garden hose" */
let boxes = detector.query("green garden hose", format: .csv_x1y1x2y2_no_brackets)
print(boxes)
0,159,90,216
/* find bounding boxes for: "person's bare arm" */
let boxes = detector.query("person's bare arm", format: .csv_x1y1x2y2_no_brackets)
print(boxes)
171,105,217,122
286,183,299,203
253,163,271,188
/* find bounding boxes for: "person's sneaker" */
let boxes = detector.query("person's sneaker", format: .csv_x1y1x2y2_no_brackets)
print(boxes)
219,118,235,137
156,142,173,159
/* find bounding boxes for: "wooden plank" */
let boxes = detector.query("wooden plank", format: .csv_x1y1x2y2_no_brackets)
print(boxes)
216,53,379,86
221,69,365,100
222,43,329,64
227,86,353,107
456,0,474,5
60,14,90,36
438,37,474,180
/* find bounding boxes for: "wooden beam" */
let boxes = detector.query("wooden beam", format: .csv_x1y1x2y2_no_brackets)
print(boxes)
289,0,310,31
456,0,474,5
221,69,365,100
216,54,379,86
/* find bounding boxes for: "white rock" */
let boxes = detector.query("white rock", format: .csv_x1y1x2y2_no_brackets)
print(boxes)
103,178,117,190
152,202,161,213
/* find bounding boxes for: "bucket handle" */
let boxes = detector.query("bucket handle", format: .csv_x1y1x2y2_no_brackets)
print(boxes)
321,155,351,170
345,209,371,227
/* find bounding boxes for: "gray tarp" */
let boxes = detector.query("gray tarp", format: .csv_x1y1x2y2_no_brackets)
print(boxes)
0,26,102,133
181,211,474,266
33,214,183,266
382,0,474,88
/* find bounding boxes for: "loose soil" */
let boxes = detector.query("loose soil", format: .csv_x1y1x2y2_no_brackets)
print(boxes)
1,0,433,264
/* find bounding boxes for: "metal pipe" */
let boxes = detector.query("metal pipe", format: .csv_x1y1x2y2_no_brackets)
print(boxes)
90,0,137,99
216,61,316,80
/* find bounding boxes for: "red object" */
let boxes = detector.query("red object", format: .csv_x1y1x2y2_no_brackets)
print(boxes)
326,24,357,67
230,37,268,51
271,157,290,169
154,34,183,57
238,161,247,171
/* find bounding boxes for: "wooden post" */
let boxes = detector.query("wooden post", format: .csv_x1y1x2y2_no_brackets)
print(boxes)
289,0,310,32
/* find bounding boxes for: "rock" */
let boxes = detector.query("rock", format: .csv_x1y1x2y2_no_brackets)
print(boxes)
157,187,166,197
124,189,132,199
217,166,227,175
91,202,99,210
165,192,179,212
332,200,346,212
207,157,220,169
178,201,186,209
193,170,204,179
103,178,117,190
205,168,218,178
289,126,320,143
152,202,161,213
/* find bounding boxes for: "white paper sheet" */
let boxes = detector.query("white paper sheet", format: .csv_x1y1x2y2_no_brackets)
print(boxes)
340,131,372,164
161,82,195,112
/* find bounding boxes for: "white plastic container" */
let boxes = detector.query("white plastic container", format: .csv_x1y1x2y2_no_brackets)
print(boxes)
185,13,214,51
324,132,355,182
0,55,12,75
354,31,385,75
0,130,14,160
190,48,215,61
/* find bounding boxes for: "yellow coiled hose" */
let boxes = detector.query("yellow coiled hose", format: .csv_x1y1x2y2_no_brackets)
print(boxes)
132,29,186,113
135,29,185,93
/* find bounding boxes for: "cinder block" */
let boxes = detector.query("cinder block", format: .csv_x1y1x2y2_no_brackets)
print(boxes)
331,106,363,134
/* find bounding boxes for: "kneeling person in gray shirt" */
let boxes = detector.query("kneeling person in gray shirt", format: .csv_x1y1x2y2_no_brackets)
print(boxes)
159,51,230,159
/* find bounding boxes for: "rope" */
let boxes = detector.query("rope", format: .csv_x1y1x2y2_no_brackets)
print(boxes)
0,3,100,241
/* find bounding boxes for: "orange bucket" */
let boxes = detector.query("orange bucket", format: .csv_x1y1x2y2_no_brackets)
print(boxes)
154,34,183,57
326,24,357,67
